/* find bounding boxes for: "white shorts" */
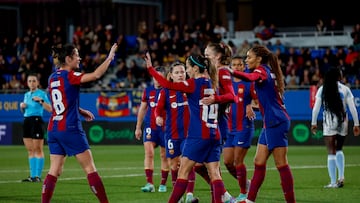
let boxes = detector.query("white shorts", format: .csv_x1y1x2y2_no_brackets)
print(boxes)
322,113,348,136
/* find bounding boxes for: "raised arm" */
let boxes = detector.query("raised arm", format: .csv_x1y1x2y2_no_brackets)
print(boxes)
81,43,117,83
144,52,195,93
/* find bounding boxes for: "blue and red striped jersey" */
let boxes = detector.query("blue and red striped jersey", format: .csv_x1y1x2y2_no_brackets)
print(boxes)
148,67,220,140
156,88,189,140
47,70,84,132
228,80,257,131
141,85,164,131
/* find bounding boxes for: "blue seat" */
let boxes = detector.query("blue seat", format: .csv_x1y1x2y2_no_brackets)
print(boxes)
2,74,12,82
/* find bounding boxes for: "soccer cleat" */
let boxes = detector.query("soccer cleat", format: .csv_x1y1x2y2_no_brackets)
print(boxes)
32,177,42,182
246,179,251,192
324,183,338,188
236,193,247,202
224,196,237,203
158,184,167,192
337,179,344,188
141,183,155,192
178,196,184,203
185,193,199,203
190,197,199,203
21,176,33,182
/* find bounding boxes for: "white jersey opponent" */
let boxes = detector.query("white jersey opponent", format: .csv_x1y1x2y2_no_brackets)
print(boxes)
312,82,359,136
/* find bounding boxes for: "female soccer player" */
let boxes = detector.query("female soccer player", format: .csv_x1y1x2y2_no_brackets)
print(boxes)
203,42,236,143
155,61,198,202
41,43,117,203
311,67,360,188
135,66,170,193
229,45,296,203
225,56,258,201
145,52,234,203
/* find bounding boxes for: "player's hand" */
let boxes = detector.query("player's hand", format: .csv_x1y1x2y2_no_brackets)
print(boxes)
107,43,118,61
353,126,360,136
20,102,26,109
246,104,256,120
135,129,142,140
32,96,43,103
144,52,152,68
156,116,164,126
201,95,215,105
311,125,317,135
80,109,95,121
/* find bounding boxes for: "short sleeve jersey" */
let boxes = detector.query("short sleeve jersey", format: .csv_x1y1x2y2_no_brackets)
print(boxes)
47,69,84,132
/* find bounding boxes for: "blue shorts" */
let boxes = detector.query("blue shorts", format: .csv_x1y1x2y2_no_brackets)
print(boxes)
143,127,165,147
218,114,229,143
165,138,185,159
47,129,90,156
223,127,254,148
182,138,222,163
258,120,290,151
223,132,235,148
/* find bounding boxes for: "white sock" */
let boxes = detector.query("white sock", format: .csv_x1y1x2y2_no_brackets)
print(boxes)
327,155,336,184
336,150,345,180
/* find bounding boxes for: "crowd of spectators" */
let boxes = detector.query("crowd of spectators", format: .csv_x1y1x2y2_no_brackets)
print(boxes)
1,14,360,93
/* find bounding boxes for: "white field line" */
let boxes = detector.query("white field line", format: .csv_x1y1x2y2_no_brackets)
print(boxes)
0,164,359,184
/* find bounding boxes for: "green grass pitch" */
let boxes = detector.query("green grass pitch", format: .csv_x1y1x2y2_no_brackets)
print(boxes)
0,145,359,203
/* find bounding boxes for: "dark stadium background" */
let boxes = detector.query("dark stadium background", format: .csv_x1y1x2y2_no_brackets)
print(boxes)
0,0,356,42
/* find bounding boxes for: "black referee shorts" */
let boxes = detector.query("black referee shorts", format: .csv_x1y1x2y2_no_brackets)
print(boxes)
23,116,45,139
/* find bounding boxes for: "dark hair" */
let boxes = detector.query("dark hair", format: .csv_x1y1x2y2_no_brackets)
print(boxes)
250,45,285,96
187,54,218,89
322,67,346,126
51,44,76,66
232,55,245,62
27,73,38,79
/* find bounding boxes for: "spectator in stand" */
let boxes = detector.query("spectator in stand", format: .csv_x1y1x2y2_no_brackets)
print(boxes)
115,33,128,62
344,46,359,84
253,19,267,39
316,19,327,35
165,13,180,38
350,23,360,51
213,20,227,40
236,40,251,57
269,39,286,54
326,18,343,35
285,68,300,88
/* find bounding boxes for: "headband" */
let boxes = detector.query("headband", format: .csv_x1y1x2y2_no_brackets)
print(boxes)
189,55,205,69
